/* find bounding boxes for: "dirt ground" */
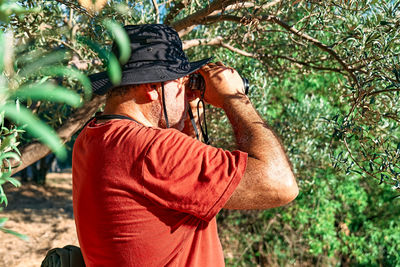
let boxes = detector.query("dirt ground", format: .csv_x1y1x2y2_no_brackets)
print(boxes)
0,173,78,267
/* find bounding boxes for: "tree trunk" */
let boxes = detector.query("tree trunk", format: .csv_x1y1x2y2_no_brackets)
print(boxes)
11,94,106,176
31,154,56,184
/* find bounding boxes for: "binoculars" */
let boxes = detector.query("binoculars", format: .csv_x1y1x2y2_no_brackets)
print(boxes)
188,73,250,95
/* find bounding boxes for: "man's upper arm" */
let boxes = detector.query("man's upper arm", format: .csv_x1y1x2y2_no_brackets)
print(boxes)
224,156,298,210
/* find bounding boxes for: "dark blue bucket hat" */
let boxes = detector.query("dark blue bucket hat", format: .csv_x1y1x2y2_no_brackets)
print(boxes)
89,24,211,95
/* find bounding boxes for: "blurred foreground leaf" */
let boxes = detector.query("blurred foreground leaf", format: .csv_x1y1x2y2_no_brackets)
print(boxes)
0,217,28,240
77,36,121,85
12,83,82,107
103,19,131,65
0,103,66,159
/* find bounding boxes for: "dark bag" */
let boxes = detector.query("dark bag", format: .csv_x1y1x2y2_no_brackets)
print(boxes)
41,245,85,267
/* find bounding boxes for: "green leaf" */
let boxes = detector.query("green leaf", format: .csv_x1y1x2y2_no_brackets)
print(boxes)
103,19,131,64
0,133,16,152
0,186,7,206
12,83,82,107
0,103,66,159
5,177,20,188
0,217,7,226
39,67,92,100
0,226,28,241
0,168,15,184
18,50,67,78
0,168,12,181
77,36,121,85
0,30,3,72
0,151,20,163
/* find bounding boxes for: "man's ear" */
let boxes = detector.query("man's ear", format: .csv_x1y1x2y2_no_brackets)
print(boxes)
144,84,159,101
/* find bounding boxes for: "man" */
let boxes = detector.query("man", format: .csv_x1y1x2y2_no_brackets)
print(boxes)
72,24,298,266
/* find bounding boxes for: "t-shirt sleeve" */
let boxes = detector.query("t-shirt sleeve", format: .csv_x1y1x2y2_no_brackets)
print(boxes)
141,128,247,222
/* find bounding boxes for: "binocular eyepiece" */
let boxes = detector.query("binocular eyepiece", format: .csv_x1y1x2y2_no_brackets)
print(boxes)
188,73,249,95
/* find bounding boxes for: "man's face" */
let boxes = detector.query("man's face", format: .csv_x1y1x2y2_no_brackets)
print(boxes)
158,77,190,130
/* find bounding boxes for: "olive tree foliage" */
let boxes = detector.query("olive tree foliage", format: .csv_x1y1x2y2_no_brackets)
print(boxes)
7,0,400,189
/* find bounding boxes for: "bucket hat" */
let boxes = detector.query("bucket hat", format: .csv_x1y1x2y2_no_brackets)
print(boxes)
89,24,211,95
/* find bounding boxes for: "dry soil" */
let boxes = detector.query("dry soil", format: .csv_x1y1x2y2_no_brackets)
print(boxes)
0,173,78,267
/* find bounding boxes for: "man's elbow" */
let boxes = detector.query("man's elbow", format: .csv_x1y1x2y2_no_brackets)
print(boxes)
279,172,299,205
262,168,299,207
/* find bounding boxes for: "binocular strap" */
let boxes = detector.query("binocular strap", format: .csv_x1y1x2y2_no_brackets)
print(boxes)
187,100,210,145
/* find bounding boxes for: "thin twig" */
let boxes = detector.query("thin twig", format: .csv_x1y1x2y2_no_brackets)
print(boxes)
267,15,359,86
350,53,400,70
343,138,394,185
183,37,346,74
270,55,345,73
367,88,400,97
183,36,255,57
47,37,83,59
151,0,160,23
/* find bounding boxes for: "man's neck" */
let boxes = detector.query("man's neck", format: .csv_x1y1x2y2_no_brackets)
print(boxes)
102,100,159,128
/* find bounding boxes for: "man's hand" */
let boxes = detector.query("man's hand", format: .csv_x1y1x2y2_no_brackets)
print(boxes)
198,62,245,108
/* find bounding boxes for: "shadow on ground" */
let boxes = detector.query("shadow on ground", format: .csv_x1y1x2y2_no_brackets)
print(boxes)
4,180,74,220
0,173,79,267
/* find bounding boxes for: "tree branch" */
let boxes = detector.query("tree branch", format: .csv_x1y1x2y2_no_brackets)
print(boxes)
208,0,284,16
171,0,240,32
177,25,195,37
174,0,283,37
201,14,251,25
183,37,222,50
151,0,160,23
11,94,106,175
165,0,190,25
208,2,254,16
48,37,83,59
176,0,283,31
258,0,284,11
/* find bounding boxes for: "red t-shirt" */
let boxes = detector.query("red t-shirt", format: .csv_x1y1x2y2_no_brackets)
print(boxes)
72,118,247,266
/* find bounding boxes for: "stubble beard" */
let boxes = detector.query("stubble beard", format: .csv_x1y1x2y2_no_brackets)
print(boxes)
153,95,187,130
147,101,164,128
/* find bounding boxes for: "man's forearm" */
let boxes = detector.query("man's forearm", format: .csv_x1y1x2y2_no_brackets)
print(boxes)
222,94,297,209
223,94,288,165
